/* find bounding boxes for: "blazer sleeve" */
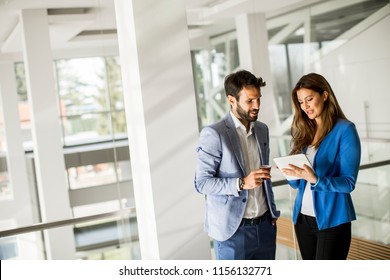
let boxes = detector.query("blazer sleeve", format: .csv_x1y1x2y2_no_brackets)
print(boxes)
312,122,361,193
287,179,303,189
194,126,240,197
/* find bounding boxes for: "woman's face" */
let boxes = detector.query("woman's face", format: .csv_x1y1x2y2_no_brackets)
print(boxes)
296,88,328,122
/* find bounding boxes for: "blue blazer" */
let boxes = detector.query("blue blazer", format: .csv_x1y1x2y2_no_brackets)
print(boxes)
288,119,361,230
195,113,280,241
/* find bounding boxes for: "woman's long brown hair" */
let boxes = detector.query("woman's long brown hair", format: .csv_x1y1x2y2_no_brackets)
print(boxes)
290,73,347,154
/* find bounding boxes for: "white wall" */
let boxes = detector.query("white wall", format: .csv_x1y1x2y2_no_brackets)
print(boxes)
313,15,390,164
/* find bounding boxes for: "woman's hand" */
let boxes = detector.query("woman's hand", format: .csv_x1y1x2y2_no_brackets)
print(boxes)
281,164,317,184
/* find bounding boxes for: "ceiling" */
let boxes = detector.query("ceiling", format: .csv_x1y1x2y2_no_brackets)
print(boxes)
0,0,310,59
0,0,388,59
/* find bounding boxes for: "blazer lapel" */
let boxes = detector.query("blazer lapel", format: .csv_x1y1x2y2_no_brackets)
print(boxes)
224,114,246,175
253,123,266,165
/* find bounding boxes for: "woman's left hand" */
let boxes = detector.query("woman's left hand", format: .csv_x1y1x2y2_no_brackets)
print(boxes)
282,164,317,183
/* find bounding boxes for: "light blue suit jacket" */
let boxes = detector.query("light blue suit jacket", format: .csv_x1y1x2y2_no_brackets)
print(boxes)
195,113,280,241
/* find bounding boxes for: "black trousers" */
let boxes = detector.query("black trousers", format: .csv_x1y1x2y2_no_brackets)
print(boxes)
294,213,351,260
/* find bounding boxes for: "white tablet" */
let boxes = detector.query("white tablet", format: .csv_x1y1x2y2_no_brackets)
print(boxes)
273,154,313,180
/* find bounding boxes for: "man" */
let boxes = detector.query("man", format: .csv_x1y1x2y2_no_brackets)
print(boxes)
195,70,280,260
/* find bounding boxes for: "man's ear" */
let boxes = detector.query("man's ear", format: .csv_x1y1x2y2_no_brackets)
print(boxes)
227,94,235,106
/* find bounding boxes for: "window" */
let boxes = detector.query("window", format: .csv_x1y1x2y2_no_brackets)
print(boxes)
192,31,239,128
55,57,127,146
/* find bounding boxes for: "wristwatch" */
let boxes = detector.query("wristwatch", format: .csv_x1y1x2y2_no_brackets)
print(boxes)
239,178,245,190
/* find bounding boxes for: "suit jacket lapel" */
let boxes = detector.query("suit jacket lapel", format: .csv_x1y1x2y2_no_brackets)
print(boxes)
224,114,246,176
253,122,266,165
253,122,274,207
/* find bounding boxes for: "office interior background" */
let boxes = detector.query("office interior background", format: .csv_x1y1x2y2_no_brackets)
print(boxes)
0,0,389,260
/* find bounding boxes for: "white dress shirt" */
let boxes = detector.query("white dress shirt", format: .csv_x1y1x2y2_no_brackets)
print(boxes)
230,111,268,218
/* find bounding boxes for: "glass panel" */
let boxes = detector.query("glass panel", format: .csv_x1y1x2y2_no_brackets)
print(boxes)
211,42,227,88
269,41,320,123
0,154,11,200
61,112,112,146
105,56,127,138
269,44,291,121
353,165,390,245
56,57,126,145
67,159,132,190
0,116,11,200
68,163,118,190
73,205,141,260
14,63,32,148
56,57,106,116
229,39,239,71
105,57,125,111
75,218,140,260
14,62,28,102
0,233,45,260
0,211,140,260
74,212,140,260
361,139,390,165
111,110,127,138
193,33,239,127
192,50,209,129
56,57,107,145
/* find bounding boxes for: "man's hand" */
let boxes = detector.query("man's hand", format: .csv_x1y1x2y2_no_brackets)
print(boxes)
242,167,271,189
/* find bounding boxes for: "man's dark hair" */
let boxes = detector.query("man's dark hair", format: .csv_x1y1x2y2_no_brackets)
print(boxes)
224,70,266,100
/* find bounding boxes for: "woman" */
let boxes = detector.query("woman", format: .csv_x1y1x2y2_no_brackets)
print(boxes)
281,73,361,260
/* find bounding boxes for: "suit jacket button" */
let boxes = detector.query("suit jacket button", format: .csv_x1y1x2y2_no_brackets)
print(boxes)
242,198,247,203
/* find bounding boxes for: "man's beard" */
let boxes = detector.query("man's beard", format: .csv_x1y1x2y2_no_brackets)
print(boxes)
237,103,258,122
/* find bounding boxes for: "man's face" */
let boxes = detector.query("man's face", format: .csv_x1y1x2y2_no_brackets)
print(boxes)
229,86,261,127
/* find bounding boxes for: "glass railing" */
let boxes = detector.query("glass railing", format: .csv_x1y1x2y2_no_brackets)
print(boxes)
0,208,140,260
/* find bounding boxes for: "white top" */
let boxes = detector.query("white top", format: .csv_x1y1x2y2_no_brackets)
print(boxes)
300,146,317,217
230,111,268,218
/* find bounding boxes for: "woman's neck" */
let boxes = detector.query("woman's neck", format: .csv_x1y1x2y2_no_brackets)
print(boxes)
312,120,323,145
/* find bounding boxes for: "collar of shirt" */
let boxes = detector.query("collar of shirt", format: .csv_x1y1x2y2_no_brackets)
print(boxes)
230,111,254,136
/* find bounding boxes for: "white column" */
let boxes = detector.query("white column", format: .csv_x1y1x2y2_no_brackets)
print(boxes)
0,60,43,259
235,13,280,132
114,0,211,259
19,9,75,259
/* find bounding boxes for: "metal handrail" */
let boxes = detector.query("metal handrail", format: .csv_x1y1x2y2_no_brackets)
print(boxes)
0,208,136,238
358,159,390,170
